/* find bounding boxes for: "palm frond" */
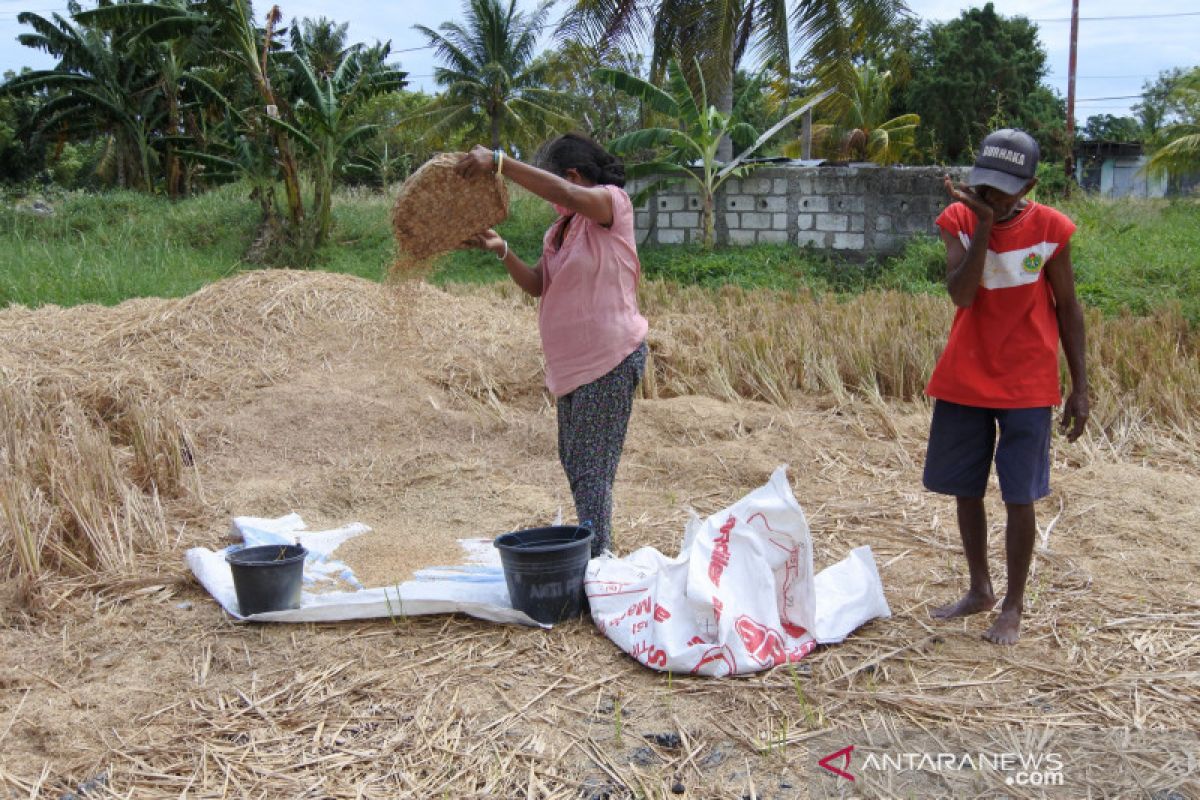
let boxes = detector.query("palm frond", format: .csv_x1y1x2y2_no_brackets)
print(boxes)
1145,127,1200,177
555,0,648,54
609,127,696,156
593,67,679,118
263,114,318,154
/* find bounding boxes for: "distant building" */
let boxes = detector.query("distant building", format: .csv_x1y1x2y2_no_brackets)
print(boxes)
1074,141,1199,198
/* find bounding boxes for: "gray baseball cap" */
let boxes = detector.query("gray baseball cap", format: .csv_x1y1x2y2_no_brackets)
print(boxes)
968,129,1039,195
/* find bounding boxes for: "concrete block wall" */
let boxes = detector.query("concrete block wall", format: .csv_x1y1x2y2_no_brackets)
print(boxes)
629,164,970,257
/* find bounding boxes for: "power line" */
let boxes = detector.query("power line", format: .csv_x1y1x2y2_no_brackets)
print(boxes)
0,7,71,15
1048,73,1156,79
1034,10,1200,22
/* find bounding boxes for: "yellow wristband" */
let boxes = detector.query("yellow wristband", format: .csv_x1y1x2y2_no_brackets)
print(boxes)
497,151,504,176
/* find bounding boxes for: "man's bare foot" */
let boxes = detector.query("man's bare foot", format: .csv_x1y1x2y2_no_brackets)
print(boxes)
983,608,1022,645
930,590,997,619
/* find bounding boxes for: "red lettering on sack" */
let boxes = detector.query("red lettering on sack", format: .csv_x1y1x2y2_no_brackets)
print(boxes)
788,640,817,661
713,596,724,623
692,645,736,676
604,595,657,630
583,580,631,596
708,516,736,586
629,597,652,616
631,640,669,668
735,615,787,667
686,636,705,646
777,542,808,639
653,604,671,622
746,511,783,533
782,621,808,638
631,621,647,635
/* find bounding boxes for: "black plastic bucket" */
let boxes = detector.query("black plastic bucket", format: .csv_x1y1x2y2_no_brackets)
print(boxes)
226,544,307,616
494,526,594,624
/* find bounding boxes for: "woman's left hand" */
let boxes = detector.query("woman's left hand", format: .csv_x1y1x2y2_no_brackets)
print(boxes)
462,228,505,257
455,145,495,178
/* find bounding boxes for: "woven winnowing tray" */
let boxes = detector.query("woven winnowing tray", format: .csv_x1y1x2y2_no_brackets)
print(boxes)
391,152,510,261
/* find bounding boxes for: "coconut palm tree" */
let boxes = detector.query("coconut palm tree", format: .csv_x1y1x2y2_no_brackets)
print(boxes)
825,61,918,164
1146,69,1200,179
559,0,908,158
290,17,350,81
411,0,574,150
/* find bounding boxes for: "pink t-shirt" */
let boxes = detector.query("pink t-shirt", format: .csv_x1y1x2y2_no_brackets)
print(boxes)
537,184,649,397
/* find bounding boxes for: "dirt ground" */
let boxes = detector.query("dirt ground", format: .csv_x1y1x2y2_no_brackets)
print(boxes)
1,272,1197,799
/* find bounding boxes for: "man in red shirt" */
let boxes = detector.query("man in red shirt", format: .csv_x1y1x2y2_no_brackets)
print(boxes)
924,129,1089,645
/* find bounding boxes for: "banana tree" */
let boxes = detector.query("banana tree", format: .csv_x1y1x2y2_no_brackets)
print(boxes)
67,0,305,223
9,9,159,190
266,44,407,245
73,0,207,196
598,58,830,248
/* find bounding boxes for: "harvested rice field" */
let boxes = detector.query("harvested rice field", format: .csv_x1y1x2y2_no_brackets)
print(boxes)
0,271,1197,798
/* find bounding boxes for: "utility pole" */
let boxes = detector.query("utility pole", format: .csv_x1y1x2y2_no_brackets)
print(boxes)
1066,0,1080,186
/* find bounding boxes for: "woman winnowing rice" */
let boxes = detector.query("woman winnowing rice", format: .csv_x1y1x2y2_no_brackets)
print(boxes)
456,134,648,558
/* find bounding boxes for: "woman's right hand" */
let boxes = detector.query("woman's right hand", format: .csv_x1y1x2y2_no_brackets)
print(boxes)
456,145,495,179
463,228,505,257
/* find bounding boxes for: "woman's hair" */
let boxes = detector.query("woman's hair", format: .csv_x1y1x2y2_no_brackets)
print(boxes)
538,133,626,187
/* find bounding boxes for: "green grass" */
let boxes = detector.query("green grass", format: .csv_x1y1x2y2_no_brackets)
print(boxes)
1066,196,1200,322
2,183,1197,323
0,185,255,307
0,183,398,307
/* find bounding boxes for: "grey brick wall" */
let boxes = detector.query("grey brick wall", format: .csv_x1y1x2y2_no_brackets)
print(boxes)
627,164,971,257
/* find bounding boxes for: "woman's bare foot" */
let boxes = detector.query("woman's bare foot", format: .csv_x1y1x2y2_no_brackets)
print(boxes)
983,607,1022,645
930,590,997,619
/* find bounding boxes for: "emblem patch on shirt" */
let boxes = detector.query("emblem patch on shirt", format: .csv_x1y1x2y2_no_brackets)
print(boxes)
1022,252,1044,273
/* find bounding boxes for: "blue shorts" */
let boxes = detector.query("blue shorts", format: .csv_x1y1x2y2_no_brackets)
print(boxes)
923,400,1052,505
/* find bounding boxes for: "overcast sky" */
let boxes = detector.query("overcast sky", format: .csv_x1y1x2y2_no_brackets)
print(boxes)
1,0,1196,120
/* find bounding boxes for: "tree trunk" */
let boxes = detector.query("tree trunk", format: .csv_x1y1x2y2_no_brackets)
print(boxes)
802,109,814,159
139,138,152,192
490,106,502,150
314,156,334,247
702,191,715,250
274,135,306,226
249,4,305,226
166,87,183,199
715,52,735,163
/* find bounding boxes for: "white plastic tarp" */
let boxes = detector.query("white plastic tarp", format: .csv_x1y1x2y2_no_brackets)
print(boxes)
185,515,540,626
